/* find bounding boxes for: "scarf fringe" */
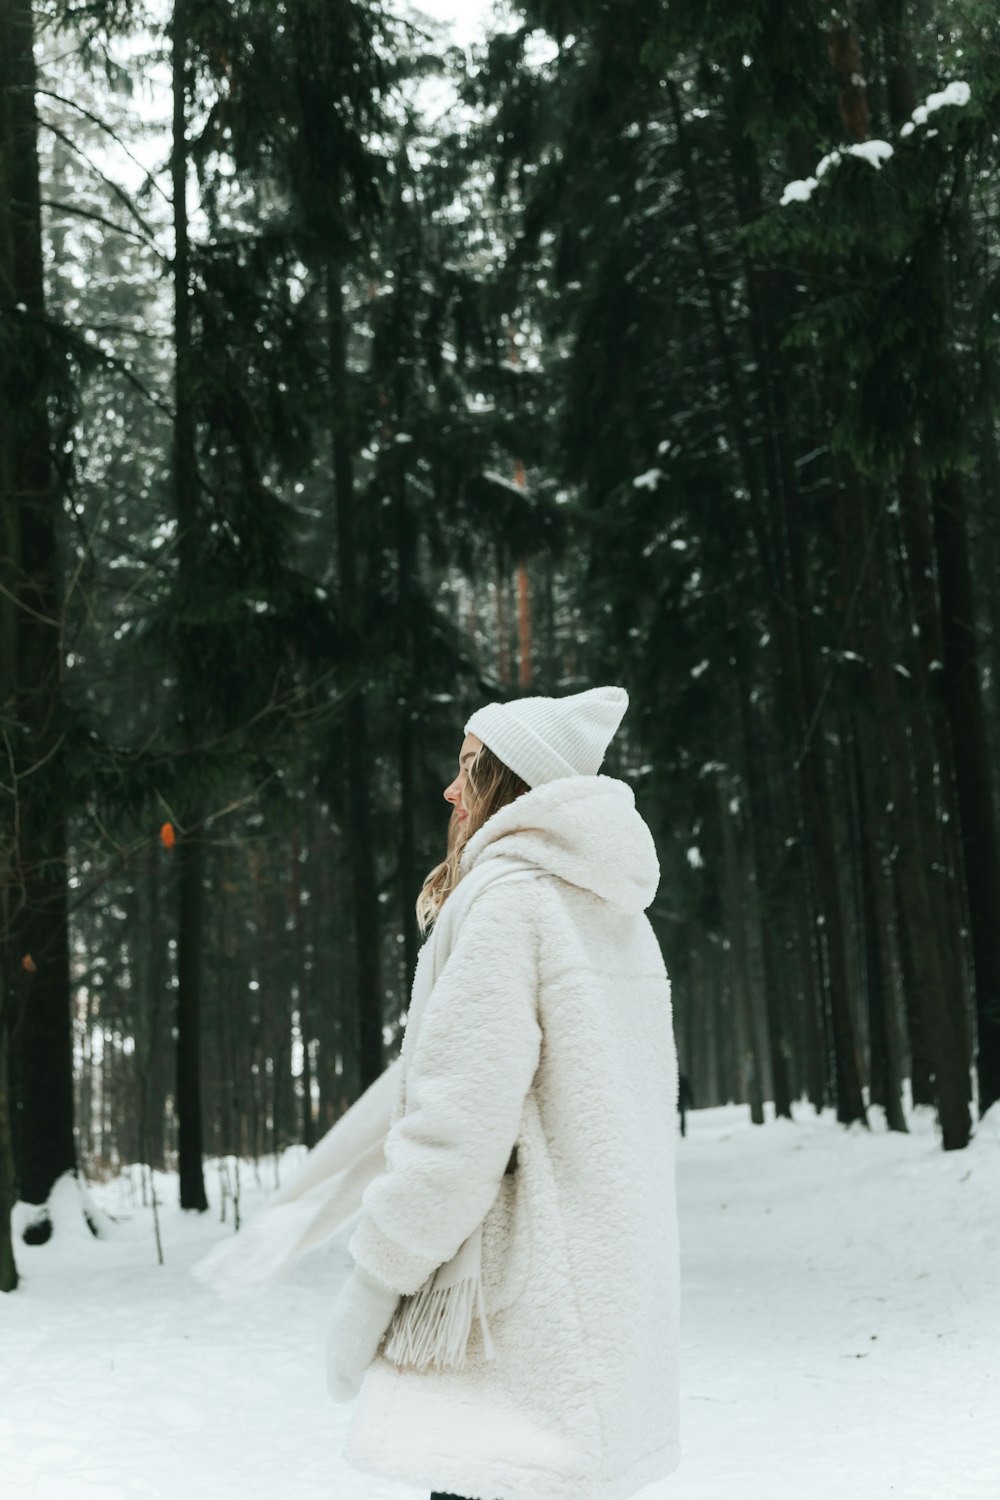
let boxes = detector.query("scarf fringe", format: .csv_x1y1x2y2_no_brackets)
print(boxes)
382,1262,496,1370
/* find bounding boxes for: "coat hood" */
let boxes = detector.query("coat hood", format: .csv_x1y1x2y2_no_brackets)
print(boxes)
457,773,659,914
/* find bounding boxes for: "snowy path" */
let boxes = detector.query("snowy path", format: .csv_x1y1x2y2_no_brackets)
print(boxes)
1,1100,997,1500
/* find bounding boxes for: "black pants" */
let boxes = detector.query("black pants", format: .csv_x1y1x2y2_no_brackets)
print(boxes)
431,1493,502,1500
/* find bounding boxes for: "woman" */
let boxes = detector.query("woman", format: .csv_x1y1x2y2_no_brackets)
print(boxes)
325,684,681,1500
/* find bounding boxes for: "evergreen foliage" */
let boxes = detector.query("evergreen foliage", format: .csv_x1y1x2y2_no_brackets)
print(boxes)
2,0,999,1287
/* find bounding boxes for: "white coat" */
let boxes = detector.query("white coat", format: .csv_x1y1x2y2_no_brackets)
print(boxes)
344,772,681,1500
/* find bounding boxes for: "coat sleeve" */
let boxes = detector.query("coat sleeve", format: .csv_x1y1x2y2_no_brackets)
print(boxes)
347,877,542,1295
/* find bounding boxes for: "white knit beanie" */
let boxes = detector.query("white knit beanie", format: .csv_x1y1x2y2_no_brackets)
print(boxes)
464,685,629,788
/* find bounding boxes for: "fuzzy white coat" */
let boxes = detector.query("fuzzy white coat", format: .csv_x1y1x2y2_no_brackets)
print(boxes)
345,773,681,1500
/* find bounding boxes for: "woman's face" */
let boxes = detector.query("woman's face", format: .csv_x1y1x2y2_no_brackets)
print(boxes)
443,732,484,823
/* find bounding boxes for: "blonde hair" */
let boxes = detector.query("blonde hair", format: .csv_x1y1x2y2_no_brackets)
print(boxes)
415,742,531,936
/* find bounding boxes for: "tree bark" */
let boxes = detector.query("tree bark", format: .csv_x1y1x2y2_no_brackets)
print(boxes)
390,352,419,996
326,260,384,1092
851,735,907,1131
893,449,971,1068
721,83,867,1126
716,771,764,1123
734,674,794,1119
930,469,1000,1116
1,0,78,1246
876,0,991,1120
841,467,970,1147
171,0,207,1211
0,958,18,1291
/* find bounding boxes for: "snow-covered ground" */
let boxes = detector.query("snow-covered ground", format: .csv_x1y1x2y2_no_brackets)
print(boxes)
1,1098,997,1500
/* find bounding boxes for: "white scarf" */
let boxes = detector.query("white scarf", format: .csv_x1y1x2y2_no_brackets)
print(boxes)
192,853,540,1375
378,854,539,1370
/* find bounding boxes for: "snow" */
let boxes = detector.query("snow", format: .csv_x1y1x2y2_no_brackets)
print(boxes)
781,82,970,187
901,80,971,137
928,80,971,110
780,175,818,206
781,140,893,205
481,469,526,495
844,139,894,169
1,1100,997,1499
912,80,971,126
633,469,663,491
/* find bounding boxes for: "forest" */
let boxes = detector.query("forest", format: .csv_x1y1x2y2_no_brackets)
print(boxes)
2,0,999,1299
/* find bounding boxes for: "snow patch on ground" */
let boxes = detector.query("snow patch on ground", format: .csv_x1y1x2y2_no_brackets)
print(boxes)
1,1099,997,1499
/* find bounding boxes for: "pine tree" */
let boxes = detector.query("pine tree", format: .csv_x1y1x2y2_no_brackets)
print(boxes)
0,0,81,1267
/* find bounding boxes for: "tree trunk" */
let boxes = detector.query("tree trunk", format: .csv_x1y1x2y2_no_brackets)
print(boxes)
722,88,867,1126
171,0,207,1211
326,259,383,1092
846,470,970,1147
734,673,794,1119
877,0,918,127
876,0,992,1120
796,863,830,1112
776,448,867,1125
1,0,78,1245
716,772,764,1123
145,839,168,1171
516,557,533,690
391,375,419,994
893,449,972,1074
930,469,1000,1117
851,735,907,1132
495,541,512,686
0,965,18,1291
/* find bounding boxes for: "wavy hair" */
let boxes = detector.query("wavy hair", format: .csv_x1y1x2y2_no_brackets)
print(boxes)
415,742,530,936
